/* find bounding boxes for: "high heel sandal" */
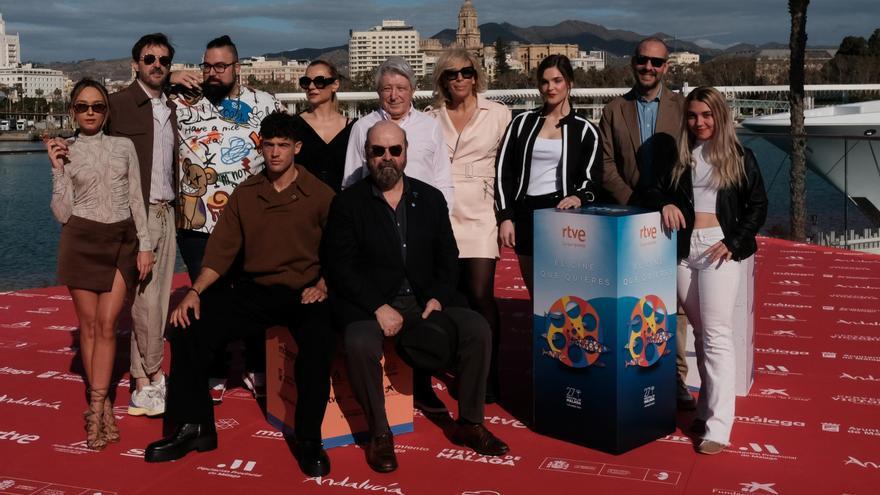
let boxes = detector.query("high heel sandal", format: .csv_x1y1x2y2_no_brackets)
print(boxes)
101,392,120,443
84,388,108,450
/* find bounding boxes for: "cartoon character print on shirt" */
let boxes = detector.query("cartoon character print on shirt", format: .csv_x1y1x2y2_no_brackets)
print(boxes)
178,158,217,230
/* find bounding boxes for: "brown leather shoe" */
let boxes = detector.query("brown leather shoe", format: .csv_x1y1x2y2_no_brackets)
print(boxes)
365,432,397,473
451,423,509,456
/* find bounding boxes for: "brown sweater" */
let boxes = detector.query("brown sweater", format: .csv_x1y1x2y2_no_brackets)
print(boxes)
202,165,334,290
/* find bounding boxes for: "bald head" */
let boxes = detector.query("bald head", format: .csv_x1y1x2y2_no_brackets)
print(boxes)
365,121,408,191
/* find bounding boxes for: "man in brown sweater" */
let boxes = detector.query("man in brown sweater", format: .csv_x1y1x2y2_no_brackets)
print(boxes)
144,113,336,477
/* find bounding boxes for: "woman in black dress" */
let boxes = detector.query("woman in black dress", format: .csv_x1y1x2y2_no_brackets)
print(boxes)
295,60,355,191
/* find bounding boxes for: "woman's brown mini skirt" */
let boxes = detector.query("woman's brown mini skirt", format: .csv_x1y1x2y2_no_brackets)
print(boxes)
57,215,138,292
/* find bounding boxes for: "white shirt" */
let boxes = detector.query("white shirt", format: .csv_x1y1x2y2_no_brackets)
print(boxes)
137,80,175,203
527,137,562,196
692,141,718,214
343,106,454,211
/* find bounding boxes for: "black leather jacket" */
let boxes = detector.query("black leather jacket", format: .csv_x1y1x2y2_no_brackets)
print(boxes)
644,146,768,261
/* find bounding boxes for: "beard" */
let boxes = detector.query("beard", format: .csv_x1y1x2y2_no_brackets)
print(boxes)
371,161,403,191
202,78,235,106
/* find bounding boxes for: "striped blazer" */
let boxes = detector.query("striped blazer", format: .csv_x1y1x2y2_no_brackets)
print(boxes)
494,109,603,222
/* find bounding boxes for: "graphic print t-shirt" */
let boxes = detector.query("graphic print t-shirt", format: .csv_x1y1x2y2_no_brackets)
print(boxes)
174,87,283,233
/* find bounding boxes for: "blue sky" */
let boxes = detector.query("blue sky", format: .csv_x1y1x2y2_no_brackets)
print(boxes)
0,0,873,63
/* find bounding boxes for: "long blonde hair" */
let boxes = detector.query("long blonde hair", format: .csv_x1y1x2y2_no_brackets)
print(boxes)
671,86,744,189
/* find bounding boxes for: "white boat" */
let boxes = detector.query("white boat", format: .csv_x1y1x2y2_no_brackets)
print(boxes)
741,100,880,224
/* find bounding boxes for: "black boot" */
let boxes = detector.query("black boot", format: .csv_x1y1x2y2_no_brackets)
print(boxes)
144,423,217,462
293,439,331,477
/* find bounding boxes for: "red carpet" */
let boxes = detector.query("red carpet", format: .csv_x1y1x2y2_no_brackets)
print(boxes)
1,237,879,494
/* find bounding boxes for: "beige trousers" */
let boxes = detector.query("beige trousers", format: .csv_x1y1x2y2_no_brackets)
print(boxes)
130,202,176,379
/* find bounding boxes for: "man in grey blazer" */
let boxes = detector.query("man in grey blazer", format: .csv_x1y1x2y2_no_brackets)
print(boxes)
107,33,180,418
599,37,695,410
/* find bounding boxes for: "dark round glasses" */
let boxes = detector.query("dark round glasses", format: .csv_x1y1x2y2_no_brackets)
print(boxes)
141,54,172,67
442,66,476,81
634,55,667,67
72,102,108,114
369,145,403,157
299,76,337,90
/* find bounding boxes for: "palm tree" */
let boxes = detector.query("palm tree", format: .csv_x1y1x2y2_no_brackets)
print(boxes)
788,0,809,241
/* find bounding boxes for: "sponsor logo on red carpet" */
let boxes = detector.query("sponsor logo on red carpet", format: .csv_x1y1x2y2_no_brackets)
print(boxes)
197,458,262,479
831,394,880,406
760,314,805,323
758,330,812,340
756,364,801,376
772,271,813,277
836,319,880,327
736,415,805,428
750,388,810,402
733,442,798,462
538,457,680,485
763,302,811,309
24,307,59,314
394,444,431,454
303,476,405,494
821,422,840,432
832,257,880,264
0,339,33,349
843,353,880,362
755,347,809,356
840,372,880,382
44,325,77,331
844,456,880,469
771,279,809,287
709,481,779,494
436,448,521,467
0,477,115,494
0,429,40,444
0,366,33,376
36,370,84,383
847,425,880,437
658,434,691,445
37,345,78,356
0,321,30,329
822,352,837,359
52,439,100,454
829,294,880,301
252,429,284,440
215,418,239,430
834,283,880,290
767,289,813,298
0,394,61,410
462,491,501,495
483,415,527,429
120,447,145,458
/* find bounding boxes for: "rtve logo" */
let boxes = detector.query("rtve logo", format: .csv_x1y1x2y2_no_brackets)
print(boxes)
639,225,658,240
561,225,586,242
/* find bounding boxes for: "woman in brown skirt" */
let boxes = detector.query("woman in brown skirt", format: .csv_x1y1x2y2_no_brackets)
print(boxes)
46,78,154,450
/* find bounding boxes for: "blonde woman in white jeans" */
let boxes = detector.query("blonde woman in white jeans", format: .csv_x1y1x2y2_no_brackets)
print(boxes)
644,86,767,455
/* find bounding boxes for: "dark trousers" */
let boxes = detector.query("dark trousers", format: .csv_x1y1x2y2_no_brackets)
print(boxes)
343,297,491,435
165,280,335,441
177,229,264,375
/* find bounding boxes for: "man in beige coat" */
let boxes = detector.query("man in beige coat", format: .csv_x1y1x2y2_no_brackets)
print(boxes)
599,37,695,410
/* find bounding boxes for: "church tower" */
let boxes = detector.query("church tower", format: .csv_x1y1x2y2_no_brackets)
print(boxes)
455,0,482,51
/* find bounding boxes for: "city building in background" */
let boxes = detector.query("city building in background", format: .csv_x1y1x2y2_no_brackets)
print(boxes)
349,19,425,79
0,13,20,68
668,51,700,68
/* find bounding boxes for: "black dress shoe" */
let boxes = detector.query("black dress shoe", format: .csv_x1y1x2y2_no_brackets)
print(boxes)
144,423,217,462
414,388,448,415
365,432,397,473
451,422,509,456
294,439,330,477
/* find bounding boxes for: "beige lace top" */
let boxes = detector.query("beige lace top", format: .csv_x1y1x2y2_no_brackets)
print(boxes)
50,132,152,251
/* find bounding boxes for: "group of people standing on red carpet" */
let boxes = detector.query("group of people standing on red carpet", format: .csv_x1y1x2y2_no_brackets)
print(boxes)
45,31,766,475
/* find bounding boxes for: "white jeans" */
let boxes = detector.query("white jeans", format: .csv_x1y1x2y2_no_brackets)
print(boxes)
677,226,742,445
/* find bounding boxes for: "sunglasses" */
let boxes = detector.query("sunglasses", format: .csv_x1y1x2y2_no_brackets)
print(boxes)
635,55,667,67
299,76,337,90
442,66,476,81
72,102,108,114
369,145,403,157
200,61,237,73
141,54,172,67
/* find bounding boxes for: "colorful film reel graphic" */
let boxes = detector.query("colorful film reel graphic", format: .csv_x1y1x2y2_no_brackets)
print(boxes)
543,296,607,368
624,295,672,367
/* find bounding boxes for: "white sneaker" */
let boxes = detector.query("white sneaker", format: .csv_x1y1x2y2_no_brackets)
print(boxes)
127,385,165,417
242,372,266,399
151,373,167,398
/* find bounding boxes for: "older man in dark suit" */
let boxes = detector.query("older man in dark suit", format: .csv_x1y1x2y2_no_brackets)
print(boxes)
107,33,180,418
323,121,508,474
599,37,694,410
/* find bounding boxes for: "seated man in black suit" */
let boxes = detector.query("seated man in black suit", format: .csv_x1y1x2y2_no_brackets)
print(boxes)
322,121,509,473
